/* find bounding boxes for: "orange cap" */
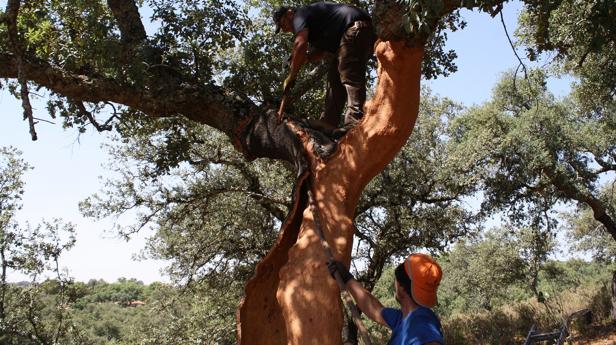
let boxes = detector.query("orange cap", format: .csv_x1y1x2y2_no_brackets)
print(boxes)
404,253,442,308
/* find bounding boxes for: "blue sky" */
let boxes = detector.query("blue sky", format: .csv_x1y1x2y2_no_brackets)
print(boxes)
0,1,573,283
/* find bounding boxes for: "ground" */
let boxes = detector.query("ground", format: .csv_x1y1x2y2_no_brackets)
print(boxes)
571,323,616,345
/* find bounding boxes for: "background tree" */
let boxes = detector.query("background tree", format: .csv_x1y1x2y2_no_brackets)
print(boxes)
517,0,616,112
438,227,528,313
0,146,84,345
449,70,616,243
353,88,477,290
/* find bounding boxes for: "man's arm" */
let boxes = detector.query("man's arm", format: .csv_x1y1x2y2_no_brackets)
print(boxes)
345,279,388,326
328,261,388,326
288,28,309,78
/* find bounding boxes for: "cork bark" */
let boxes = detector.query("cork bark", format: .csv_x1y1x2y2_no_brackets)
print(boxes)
238,41,424,344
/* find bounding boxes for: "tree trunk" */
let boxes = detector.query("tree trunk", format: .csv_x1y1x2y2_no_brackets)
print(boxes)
238,41,423,345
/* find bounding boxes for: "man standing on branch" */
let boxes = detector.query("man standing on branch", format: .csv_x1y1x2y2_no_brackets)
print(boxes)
273,2,376,137
329,253,445,345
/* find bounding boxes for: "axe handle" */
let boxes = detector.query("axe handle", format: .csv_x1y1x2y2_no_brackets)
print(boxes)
277,95,288,122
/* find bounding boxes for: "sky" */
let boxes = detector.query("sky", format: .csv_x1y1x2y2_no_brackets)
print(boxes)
0,1,574,284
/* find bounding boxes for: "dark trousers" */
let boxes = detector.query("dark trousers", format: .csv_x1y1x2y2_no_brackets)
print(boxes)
320,21,376,128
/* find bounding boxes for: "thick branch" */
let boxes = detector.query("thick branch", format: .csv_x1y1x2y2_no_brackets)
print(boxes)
0,53,244,131
19,78,37,140
5,0,21,53
546,170,616,241
0,54,155,111
106,0,147,46
0,52,308,171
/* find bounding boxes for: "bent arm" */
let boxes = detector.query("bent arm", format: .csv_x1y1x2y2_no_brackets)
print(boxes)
346,280,387,326
289,28,309,78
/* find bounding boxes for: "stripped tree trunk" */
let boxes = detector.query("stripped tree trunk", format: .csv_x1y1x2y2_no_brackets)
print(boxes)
238,41,424,345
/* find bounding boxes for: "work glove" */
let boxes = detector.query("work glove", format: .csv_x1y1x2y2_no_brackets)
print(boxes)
327,260,354,284
283,74,296,94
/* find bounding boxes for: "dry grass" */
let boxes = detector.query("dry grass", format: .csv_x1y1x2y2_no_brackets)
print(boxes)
441,283,612,345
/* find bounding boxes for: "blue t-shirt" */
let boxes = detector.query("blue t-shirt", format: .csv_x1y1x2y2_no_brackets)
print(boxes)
381,307,444,345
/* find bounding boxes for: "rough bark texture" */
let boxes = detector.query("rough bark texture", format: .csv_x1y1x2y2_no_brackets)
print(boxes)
106,0,147,45
238,41,424,345
237,170,310,344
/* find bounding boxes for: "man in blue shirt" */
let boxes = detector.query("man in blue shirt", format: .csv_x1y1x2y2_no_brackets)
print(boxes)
329,253,444,345
273,2,376,136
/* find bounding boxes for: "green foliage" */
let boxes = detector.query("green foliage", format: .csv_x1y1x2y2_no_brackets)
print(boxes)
449,70,615,232
437,227,529,315
373,0,504,44
81,278,146,305
80,115,293,284
147,0,249,82
440,276,610,345
0,146,30,230
18,1,121,76
121,281,240,345
517,0,616,112
0,147,83,345
353,88,480,287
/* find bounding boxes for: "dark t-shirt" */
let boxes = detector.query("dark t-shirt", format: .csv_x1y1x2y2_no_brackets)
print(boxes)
292,2,371,53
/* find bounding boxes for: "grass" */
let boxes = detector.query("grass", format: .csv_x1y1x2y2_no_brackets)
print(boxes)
441,281,612,345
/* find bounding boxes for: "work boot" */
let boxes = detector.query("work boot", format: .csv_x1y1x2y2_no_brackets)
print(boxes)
305,118,337,132
343,83,365,125
306,127,337,159
329,122,357,140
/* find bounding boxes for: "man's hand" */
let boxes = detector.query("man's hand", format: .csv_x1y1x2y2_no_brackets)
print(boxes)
283,74,296,94
328,260,387,326
327,260,354,284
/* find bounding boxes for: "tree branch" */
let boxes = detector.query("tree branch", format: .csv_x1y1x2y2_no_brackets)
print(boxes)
74,100,114,132
545,170,616,241
373,0,508,46
0,53,244,133
5,1,21,53
500,10,528,79
0,51,308,173
106,0,147,46
6,0,38,140
19,78,37,140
